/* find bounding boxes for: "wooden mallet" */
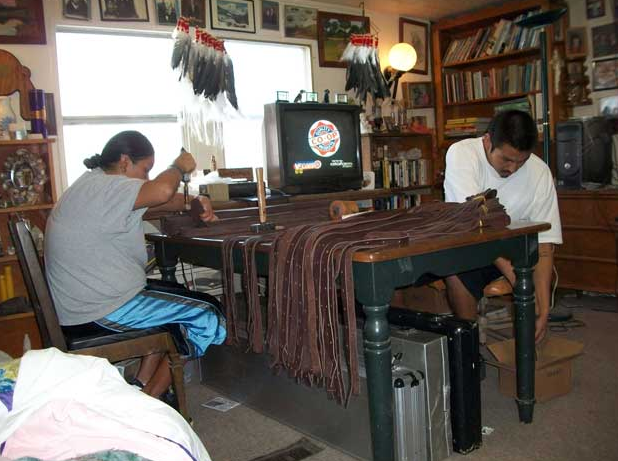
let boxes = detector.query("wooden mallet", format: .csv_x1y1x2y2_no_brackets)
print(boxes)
250,167,276,233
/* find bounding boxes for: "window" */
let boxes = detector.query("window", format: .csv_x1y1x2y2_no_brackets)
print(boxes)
56,30,182,185
222,40,312,169
56,30,312,184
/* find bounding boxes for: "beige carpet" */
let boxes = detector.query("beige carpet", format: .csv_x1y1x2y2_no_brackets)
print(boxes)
188,295,618,461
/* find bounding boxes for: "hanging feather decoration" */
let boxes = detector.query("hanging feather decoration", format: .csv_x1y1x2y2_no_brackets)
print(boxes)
341,34,390,104
171,17,240,115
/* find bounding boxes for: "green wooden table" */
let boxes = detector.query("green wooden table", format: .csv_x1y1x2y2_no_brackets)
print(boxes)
147,220,549,461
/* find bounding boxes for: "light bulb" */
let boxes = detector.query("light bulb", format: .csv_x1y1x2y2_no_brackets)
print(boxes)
388,43,417,72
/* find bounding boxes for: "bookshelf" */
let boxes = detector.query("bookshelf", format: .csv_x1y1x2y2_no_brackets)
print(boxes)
432,0,570,154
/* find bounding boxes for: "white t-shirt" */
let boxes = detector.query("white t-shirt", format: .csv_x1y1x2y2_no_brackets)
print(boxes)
444,137,562,245
45,168,148,325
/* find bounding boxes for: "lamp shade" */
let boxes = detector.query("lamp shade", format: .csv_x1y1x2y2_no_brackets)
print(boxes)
388,43,417,72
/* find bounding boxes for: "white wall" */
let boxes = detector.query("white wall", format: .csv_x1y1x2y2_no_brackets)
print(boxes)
566,0,617,118
0,1,431,193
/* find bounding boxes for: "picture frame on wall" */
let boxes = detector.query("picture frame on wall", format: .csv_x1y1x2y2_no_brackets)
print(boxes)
98,0,149,22
284,5,317,40
399,18,429,75
155,0,180,25
586,0,605,19
565,27,588,59
63,0,91,20
181,0,205,27
317,12,369,68
600,95,618,115
591,22,618,58
406,82,433,108
592,58,618,91
261,0,279,31
0,0,46,44
210,0,256,34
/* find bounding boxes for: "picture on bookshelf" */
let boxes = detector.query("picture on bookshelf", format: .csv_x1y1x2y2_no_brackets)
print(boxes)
409,116,430,134
567,61,584,77
591,22,618,59
566,27,587,58
405,82,433,108
553,13,566,42
592,58,618,91
600,95,618,115
586,0,605,19
399,18,429,75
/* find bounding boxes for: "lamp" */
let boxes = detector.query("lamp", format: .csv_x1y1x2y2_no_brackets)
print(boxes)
515,8,567,167
383,43,417,100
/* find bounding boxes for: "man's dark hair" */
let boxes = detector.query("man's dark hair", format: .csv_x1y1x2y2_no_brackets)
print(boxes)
487,110,538,152
83,130,154,170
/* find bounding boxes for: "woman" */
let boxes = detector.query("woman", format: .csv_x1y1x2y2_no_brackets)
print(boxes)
45,130,225,401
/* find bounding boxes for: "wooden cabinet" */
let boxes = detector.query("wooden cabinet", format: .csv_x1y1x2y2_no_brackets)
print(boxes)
431,0,568,156
360,132,440,205
555,189,618,294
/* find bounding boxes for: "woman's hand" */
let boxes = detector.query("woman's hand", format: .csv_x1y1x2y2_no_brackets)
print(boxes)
173,149,197,175
197,195,218,222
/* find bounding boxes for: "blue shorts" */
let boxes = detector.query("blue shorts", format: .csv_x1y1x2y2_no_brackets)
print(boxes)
96,285,226,358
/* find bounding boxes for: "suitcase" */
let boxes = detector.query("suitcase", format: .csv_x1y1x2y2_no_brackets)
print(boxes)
393,366,428,461
388,308,482,454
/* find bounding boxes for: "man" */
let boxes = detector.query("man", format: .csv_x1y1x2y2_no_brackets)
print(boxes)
443,110,562,343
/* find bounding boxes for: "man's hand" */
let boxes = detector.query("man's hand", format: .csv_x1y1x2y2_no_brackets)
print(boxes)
535,314,548,344
173,149,197,175
196,195,217,222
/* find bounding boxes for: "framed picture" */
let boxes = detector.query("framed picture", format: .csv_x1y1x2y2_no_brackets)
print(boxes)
284,5,317,40
407,82,433,108
317,12,369,68
155,0,179,25
261,0,279,31
600,95,618,115
567,60,584,77
591,22,618,59
586,0,605,19
592,58,618,91
98,0,149,21
399,18,429,75
210,0,255,33
615,0,618,20
566,27,588,58
63,0,91,20
181,0,205,27
0,0,46,44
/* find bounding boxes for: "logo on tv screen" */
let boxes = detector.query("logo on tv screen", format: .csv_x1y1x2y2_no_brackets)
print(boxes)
308,120,340,157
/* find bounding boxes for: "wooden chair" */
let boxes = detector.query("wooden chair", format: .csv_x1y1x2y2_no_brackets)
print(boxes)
8,217,189,420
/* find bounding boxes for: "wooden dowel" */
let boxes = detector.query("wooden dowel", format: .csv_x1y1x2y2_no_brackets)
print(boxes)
256,167,267,224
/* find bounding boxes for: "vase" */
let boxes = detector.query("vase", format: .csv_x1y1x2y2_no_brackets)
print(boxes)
0,96,17,139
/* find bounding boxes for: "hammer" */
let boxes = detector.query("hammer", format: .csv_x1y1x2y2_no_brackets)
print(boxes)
250,167,276,233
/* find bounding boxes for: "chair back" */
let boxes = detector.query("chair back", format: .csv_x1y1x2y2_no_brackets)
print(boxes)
8,217,68,351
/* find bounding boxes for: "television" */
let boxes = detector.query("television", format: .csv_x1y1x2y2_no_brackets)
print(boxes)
264,102,363,194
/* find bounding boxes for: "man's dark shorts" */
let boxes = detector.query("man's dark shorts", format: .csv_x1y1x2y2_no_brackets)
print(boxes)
457,265,503,301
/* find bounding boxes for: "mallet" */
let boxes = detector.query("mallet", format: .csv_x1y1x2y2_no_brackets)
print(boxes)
250,167,276,233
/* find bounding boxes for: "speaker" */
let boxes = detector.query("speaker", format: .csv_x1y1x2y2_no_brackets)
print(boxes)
557,117,613,189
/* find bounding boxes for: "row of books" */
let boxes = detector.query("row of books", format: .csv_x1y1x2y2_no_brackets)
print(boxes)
442,11,541,64
373,158,431,189
373,195,420,211
443,60,540,104
444,117,491,138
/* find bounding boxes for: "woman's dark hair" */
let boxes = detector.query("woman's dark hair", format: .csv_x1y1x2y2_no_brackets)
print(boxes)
487,110,538,152
83,130,154,170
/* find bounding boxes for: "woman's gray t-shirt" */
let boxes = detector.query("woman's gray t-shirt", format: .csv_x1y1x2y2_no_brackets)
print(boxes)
45,168,148,325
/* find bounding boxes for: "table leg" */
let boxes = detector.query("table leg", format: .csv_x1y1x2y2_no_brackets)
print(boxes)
154,241,179,283
513,265,535,423
362,302,394,461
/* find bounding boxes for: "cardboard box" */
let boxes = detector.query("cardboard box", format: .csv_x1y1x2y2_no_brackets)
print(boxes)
487,337,584,402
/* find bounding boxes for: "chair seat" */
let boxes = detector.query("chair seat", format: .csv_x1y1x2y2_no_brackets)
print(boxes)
483,277,512,297
62,322,185,353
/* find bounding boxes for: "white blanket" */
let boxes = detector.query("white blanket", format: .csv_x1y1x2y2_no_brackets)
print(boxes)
0,348,210,461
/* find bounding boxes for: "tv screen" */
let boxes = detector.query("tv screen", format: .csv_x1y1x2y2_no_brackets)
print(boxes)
264,102,363,194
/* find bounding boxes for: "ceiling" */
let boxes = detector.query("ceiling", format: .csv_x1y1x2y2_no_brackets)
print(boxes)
327,0,510,21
